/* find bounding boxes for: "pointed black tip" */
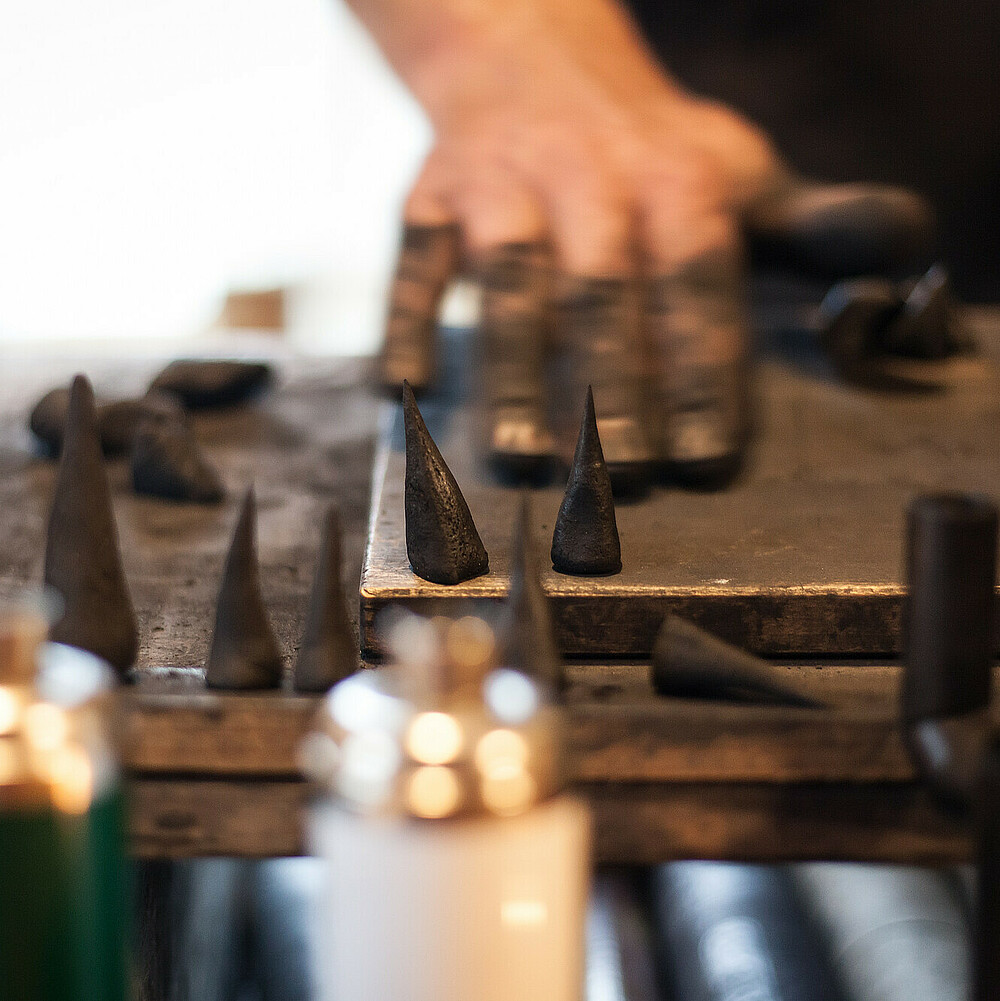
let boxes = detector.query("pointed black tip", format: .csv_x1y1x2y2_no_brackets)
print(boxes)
551,388,621,576
294,504,357,693
497,492,561,689
239,485,256,520
577,385,605,466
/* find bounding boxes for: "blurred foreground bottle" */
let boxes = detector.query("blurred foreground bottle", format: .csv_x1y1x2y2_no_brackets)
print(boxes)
0,599,131,1001
303,614,591,1001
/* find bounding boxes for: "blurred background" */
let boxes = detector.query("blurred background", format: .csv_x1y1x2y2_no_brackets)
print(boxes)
3,0,996,358
0,0,431,354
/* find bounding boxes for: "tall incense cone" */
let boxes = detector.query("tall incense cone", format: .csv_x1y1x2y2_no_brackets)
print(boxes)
551,387,622,575
206,489,283,689
403,381,489,585
43,375,138,676
496,494,561,690
293,506,358,693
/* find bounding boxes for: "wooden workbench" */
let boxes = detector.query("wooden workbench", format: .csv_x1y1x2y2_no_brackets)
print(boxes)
1,314,997,862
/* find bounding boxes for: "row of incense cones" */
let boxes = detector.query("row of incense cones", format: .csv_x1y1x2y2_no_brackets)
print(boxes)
40,374,356,691
403,381,622,585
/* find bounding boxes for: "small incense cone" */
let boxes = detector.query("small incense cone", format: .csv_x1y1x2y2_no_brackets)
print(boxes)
43,375,138,676
131,417,225,504
293,506,358,693
817,278,903,382
652,615,824,708
551,387,622,576
98,392,185,456
403,381,489,585
496,494,561,690
205,489,283,689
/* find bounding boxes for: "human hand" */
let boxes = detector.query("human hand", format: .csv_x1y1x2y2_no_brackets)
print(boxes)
362,0,928,489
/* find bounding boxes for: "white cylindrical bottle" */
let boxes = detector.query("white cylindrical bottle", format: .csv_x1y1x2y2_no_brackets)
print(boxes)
303,615,591,1001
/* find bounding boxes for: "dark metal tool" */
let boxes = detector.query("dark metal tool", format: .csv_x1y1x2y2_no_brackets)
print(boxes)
651,614,825,708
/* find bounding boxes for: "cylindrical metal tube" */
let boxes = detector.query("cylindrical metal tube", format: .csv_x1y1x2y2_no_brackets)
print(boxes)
652,862,844,1001
794,863,971,1001
903,493,998,723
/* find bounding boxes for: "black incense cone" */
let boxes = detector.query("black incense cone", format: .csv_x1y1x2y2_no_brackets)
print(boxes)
551,387,622,576
205,489,283,689
43,375,138,676
402,381,489,585
293,506,358,693
884,264,965,360
149,359,272,409
496,494,561,690
817,278,903,383
131,417,225,504
652,615,824,708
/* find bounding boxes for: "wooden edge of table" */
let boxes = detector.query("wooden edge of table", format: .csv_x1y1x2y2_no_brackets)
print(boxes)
128,778,971,864
122,663,986,862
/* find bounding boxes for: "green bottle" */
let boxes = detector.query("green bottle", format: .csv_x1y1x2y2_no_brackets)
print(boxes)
0,602,131,1001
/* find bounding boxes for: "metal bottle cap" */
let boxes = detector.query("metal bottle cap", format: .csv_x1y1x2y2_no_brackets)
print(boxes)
302,614,563,819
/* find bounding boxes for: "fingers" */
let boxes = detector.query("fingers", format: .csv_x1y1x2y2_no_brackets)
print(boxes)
377,220,459,396
643,237,752,487
553,275,655,492
473,241,556,480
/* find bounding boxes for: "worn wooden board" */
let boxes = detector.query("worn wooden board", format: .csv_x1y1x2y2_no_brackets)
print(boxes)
361,317,1000,658
121,664,994,861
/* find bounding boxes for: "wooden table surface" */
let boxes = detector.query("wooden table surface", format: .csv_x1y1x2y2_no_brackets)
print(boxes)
1,318,998,862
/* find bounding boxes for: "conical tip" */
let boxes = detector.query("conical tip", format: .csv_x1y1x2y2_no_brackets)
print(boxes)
66,373,97,425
